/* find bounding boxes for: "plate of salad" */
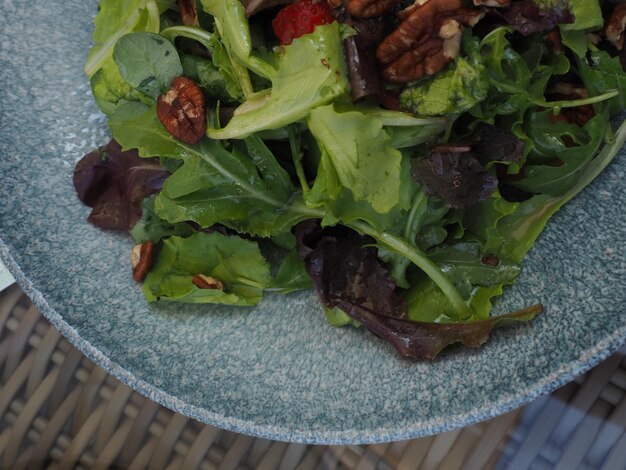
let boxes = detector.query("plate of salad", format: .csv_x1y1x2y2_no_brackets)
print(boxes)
1,0,625,443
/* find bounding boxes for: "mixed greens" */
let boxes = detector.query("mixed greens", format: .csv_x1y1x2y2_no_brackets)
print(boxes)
74,0,626,359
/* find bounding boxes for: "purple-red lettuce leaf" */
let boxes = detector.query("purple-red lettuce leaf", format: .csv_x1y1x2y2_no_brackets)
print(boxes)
345,303,542,360
412,146,498,209
492,0,573,36
295,220,542,360
295,220,405,318
73,139,169,230
473,123,525,164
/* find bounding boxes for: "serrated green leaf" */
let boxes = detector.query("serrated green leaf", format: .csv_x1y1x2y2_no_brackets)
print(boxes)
143,232,271,305
109,101,316,237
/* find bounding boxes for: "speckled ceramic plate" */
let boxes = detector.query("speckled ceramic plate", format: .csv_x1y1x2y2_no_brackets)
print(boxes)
1,1,625,445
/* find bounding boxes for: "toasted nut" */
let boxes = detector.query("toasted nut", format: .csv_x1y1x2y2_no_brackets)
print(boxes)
544,30,564,54
178,0,199,27
347,0,401,18
481,254,500,267
157,76,206,145
605,3,626,50
377,0,461,66
377,0,484,82
131,242,155,282
192,274,225,291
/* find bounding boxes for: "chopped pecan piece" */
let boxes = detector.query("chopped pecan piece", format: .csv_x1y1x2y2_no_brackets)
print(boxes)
377,0,484,83
157,77,206,145
346,0,401,18
606,3,626,50
131,242,155,282
544,30,564,54
192,274,225,291
178,0,199,27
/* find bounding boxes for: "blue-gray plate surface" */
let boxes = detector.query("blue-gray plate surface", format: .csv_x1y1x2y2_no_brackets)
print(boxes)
0,1,625,445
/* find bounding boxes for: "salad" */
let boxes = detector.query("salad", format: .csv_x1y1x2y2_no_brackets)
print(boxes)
74,0,626,359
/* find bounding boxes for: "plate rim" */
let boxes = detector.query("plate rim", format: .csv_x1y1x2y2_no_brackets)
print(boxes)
2,238,625,445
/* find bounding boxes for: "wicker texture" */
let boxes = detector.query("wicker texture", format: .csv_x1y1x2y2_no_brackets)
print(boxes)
0,285,623,469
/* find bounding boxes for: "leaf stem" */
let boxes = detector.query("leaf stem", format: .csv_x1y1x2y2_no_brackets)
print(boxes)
532,90,619,111
161,26,254,98
403,190,428,241
349,220,473,320
288,126,310,192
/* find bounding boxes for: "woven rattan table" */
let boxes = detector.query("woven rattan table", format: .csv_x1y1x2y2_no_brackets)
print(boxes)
1,284,625,469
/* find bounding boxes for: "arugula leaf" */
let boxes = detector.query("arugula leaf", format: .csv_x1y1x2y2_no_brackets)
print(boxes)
200,0,264,75
113,32,183,99
130,196,195,243
378,190,448,288
578,51,626,115
515,109,609,195
84,0,167,78
160,26,244,101
207,23,350,139
143,232,271,305
428,242,521,302
180,54,232,101
486,121,626,264
109,102,315,236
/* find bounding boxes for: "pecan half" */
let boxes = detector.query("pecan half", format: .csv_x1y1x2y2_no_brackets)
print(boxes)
192,274,225,291
131,242,155,282
157,77,206,145
346,0,401,18
377,0,484,83
606,3,626,50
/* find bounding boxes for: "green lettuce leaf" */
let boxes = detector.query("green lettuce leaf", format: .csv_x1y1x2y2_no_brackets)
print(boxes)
143,232,271,305
90,59,153,115
307,104,406,214
271,251,313,294
399,54,489,116
84,0,167,78
207,23,350,139
559,0,603,32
